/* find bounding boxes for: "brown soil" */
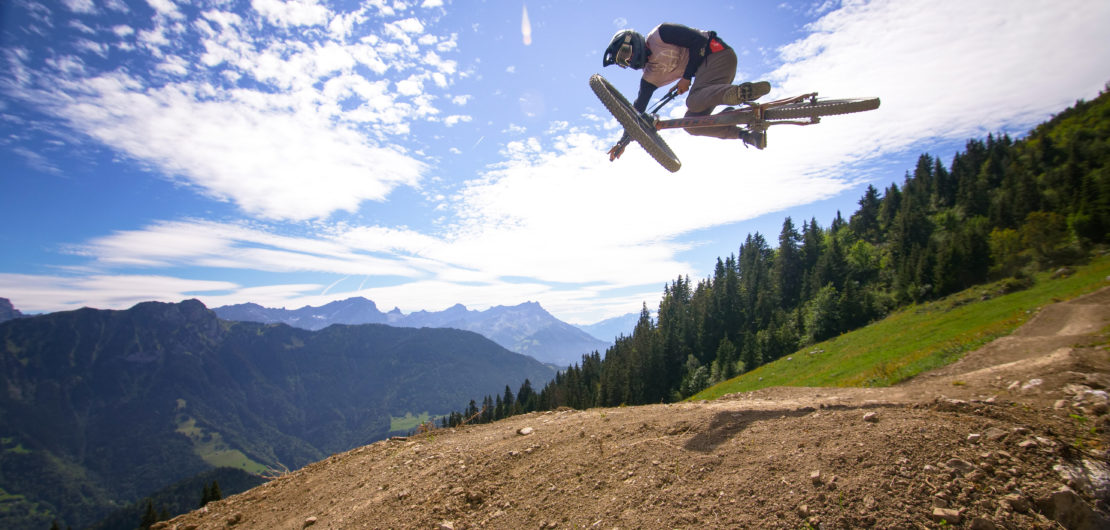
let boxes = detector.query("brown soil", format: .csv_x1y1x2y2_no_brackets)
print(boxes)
162,287,1110,530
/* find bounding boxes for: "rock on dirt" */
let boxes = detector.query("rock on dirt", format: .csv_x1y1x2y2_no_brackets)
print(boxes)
1037,487,1109,529
160,288,1110,529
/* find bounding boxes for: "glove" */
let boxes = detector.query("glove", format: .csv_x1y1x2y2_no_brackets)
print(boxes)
608,142,627,161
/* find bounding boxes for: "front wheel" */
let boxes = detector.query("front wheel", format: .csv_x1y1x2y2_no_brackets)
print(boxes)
764,97,881,121
589,74,681,173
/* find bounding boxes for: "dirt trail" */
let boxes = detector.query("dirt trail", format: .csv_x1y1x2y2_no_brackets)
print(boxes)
162,287,1110,530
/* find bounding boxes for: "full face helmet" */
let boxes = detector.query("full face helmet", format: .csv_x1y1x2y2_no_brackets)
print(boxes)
602,29,647,69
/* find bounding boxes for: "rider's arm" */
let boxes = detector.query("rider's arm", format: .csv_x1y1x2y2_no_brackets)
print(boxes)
632,78,658,113
657,23,709,81
613,78,659,147
617,78,659,145
611,77,660,160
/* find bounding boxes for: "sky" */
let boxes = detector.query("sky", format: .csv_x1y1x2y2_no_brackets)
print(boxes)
1,0,1108,325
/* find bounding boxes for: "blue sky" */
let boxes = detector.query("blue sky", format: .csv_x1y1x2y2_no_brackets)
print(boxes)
1,0,1108,324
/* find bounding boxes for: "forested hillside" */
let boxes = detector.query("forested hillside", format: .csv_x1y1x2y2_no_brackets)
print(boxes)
0,300,554,529
441,87,1110,425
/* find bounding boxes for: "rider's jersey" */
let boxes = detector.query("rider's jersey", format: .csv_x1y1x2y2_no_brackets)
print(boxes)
642,24,710,88
633,23,727,112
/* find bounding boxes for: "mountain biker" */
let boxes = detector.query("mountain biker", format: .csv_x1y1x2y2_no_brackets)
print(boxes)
602,23,771,160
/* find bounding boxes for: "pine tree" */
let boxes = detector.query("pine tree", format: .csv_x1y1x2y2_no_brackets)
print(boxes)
517,379,536,413
502,386,514,416
140,499,159,530
800,218,824,299
715,337,738,379
849,185,882,243
774,217,804,309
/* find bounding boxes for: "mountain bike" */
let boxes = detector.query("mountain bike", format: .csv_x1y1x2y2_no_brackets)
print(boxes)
589,73,881,172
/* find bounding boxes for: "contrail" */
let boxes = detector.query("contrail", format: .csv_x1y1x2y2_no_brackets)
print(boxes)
521,4,532,45
321,275,349,296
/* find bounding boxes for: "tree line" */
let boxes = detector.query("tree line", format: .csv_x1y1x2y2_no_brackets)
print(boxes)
440,87,1110,423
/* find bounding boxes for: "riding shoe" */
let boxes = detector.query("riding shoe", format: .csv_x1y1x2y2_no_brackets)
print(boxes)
738,129,766,150
723,81,771,105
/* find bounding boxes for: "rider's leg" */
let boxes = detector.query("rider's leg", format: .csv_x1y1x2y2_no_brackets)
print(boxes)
685,49,737,114
684,49,740,139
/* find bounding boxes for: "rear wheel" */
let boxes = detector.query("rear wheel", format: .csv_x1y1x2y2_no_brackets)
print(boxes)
764,97,880,121
589,74,681,173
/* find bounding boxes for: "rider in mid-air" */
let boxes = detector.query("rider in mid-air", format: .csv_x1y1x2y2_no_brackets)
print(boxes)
602,23,771,159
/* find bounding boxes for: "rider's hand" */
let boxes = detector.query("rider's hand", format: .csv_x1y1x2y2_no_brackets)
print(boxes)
608,142,626,161
675,78,691,95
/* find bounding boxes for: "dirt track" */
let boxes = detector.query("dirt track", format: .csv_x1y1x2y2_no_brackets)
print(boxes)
163,287,1110,529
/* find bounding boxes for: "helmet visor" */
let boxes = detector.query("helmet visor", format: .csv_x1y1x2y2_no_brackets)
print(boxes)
615,42,633,68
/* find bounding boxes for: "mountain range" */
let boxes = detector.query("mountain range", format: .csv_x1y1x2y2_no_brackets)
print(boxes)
575,311,642,343
0,299,555,529
0,297,23,323
213,298,613,367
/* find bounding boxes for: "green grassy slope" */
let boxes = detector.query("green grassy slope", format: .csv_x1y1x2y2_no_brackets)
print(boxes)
690,255,1110,401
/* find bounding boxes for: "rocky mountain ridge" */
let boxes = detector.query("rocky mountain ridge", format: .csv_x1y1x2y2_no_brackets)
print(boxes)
213,297,611,367
0,297,23,322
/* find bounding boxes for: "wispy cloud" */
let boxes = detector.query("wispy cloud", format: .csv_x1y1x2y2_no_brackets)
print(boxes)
770,0,1110,152
72,220,429,277
0,273,239,312
4,0,463,221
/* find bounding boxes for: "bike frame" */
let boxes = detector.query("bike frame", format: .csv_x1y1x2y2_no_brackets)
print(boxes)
646,91,824,132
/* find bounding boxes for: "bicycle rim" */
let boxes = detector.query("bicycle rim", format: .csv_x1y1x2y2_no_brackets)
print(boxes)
589,74,681,173
764,97,880,121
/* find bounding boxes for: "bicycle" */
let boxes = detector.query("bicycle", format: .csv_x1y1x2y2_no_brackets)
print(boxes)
589,73,881,172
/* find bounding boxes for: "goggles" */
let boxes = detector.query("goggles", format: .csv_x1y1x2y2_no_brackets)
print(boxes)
615,42,633,68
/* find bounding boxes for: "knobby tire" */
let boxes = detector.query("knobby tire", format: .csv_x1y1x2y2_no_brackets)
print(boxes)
589,74,681,173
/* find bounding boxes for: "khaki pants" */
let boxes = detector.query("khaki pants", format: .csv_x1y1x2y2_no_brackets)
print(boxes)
684,48,740,140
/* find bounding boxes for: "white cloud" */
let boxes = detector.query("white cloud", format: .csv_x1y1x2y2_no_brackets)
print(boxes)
0,273,238,312
46,73,426,220
146,0,185,20
7,0,470,221
63,0,97,14
444,115,471,126
69,20,96,34
74,220,430,277
392,17,426,34
137,26,171,49
395,74,424,96
770,0,1110,152
251,0,329,27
